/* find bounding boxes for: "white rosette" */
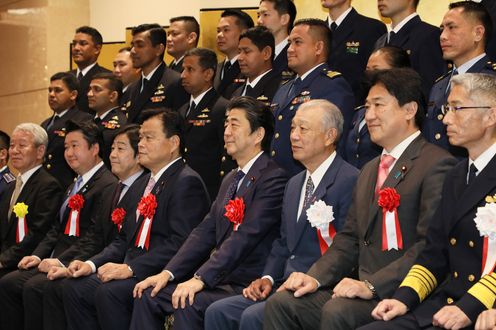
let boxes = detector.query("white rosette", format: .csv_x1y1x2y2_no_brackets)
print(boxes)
306,200,335,249
474,203,496,275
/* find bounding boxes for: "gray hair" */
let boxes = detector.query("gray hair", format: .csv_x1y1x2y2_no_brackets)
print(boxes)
451,73,496,106
13,123,48,148
297,99,344,141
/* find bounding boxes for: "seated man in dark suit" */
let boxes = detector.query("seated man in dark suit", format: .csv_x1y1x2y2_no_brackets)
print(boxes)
362,73,496,330
112,47,141,111
0,124,62,278
0,130,14,203
70,26,111,114
214,9,254,99
167,16,200,73
375,0,446,96
41,72,92,190
88,72,127,167
178,48,233,200
125,24,189,123
62,109,210,330
231,26,282,104
204,99,359,330
130,96,288,330
0,120,117,330
263,68,457,330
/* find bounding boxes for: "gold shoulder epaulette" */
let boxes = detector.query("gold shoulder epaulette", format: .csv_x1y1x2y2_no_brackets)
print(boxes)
435,70,452,83
325,70,342,79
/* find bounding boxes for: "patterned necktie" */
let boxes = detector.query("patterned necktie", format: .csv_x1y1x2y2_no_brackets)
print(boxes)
302,176,315,213
136,176,156,222
375,154,395,195
223,170,245,205
8,175,23,219
60,176,83,222
467,163,477,185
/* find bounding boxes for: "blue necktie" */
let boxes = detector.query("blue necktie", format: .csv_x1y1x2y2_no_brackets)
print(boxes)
223,170,245,205
59,176,83,222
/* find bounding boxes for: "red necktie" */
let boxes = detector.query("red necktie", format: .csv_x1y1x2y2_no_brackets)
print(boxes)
375,154,395,195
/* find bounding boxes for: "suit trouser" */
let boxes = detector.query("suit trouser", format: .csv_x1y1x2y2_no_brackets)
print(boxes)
263,289,378,330
43,277,67,330
130,283,243,330
205,294,265,330
357,312,444,330
63,274,138,330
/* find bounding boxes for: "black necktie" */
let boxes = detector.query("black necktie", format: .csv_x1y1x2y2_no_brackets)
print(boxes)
288,77,302,99
47,115,60,130
468,163,477,185
388,31,396,45
222,61,232,80
111,182,126,209
223,170,245,205
330,22,338,32
186,101,196,117
77,72,83,81
94,117,102,125
140,78,148,93
244,85,253,96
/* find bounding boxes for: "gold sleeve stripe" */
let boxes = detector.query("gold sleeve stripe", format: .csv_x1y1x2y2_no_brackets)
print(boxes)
399,265,438,302
468,274,496,309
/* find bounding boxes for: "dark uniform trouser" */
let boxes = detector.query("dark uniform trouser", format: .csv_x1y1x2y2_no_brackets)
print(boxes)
263,289,378,330
357,312,447,330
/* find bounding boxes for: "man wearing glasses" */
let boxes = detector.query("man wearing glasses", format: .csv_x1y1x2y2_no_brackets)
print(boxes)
423,1,496,158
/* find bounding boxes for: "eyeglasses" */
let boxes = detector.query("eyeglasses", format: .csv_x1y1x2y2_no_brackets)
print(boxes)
441,104,492,115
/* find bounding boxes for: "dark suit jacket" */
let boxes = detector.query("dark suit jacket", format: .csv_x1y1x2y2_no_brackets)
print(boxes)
0,168,63,268
0,167,14,203
326,8,386,105
307,136,456,298
214,60,243,99
270,63,355,176
70,63,111,114
125,62,189,123
263,155,358,284
482,0,496,61
231,69,282,104
90,161,210,280
422,55,496,158
393,156,496,324
96,107,128,168
179,89,230,200
375,15,446,96
169,58,184,73
32,165,116,260
165,153,288,288
41,107,93,191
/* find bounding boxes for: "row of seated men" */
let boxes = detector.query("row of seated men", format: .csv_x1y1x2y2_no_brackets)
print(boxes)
1,65,496,330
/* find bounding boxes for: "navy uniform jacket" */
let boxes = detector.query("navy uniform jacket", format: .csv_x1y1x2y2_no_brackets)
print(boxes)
264,155,358,284
70,63,111,114
375,15,446,96
482,0,496,60
41,107,93,191
89,161,210,280
393,156,496,325
344,107,381,169
0,167,14,204
270,63,354,176
165,153,288,288
214,60,243,99
231,69,282,104
95,107,127,168
125,62,189,124
0,168,63,269
168,58,184,73
32,165,116,260
423,55,496,158
178,89,232,201
326,8,387,105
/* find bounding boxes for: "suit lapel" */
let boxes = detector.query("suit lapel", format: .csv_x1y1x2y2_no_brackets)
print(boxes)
392,16,421,48
332,9,356,49
286,173,306,251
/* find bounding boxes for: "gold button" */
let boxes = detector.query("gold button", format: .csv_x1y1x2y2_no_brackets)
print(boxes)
435,133,441,140
48,154,52,160
221,156,226,162
184,147,188,153
468,274,475,282
275,133,280,139
447,297,454,304
454,271,458,278
220,171,225,176
450,238,456,246
46,164,51,169
437,114,443,120
271,150,276,157
278,115,283,121
469,241,475,248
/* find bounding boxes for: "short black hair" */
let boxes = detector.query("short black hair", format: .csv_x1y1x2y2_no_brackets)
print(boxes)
449,1,492,46
113,124,140,157
51,72,80,92
75,26,103,46
0,130,10,161
184,48,218,80
65,119,104,158
260,0,297,33
226,96,274,151
368,68,425,128
139,108,185,156
374,46,411,69
91,72,124,103
170,16,200,46
221,9,255,30
132,24,167,57
294,19,332,58
240,26,275,62
118,46,132,53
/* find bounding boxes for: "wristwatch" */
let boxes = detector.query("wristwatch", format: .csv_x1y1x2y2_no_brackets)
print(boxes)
363,280,378,299
193,273,205,288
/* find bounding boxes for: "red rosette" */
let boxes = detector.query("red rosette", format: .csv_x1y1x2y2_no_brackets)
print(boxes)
68,194,85,211
137,194,158,220
378,187,400,212
224,197,245,230
111,208,126,231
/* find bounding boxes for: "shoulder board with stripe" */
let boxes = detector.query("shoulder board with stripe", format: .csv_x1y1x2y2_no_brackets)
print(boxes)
3,172,15,183
435,70,452,83
324,70,342,79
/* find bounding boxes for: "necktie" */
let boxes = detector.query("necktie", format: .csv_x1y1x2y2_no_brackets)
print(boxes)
111,182,126,209
60,176,83,222
8,175,23,219
77,72,83,81
222,61,232,80
387,31,396,45
223,170,245,205
136,176,156,222
467,163,477,185
445,69,459,96
140,78,148,93
330,22,338,32
186,101,196,117
47,115,60,131
302,176,315,211
244,85,253,96
375,154,395,195
94,117,102,125
288,77,302,99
